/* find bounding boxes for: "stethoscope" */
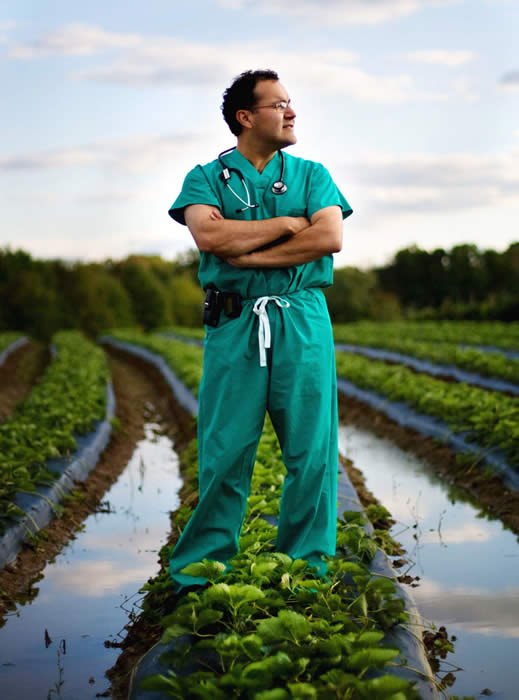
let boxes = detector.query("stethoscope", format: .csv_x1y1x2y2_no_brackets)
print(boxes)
218,147,288,213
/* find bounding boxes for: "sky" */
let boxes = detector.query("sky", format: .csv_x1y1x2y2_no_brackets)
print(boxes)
1,0,518,269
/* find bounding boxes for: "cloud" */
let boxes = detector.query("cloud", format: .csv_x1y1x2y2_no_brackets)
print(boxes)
6,23,444,103
407,49,475,66
412,579,519,638
345,150,519,215
449,76,480,102
217,0,457,25
74,50,432,104
421,522,491,544
46,558,157,596
79,48,444,104
7,22,142,58
0,20,15,44
499,70,519,91
4,135,518,224
0,131,214,173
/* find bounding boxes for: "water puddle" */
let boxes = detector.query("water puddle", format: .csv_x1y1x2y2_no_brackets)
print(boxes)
339,424,519,700
0,417,182,699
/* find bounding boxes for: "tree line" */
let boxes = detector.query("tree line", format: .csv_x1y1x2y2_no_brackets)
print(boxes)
0,242,517,340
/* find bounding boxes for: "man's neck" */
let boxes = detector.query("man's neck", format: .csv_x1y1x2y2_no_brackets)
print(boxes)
236,140,277,174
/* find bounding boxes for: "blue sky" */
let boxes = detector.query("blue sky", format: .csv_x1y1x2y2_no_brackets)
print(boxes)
1,0,518,268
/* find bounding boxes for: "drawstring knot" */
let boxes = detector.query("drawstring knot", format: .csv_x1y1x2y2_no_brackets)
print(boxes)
252,296,290,367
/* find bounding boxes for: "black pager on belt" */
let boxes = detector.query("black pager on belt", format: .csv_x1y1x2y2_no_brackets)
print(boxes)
203,286,242,327
203,287,221,327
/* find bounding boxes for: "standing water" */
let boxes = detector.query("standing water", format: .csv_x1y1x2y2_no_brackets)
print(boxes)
339,424,519,699
0,418,182,699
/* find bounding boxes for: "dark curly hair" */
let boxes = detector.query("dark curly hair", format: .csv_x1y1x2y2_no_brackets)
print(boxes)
221,69,279,136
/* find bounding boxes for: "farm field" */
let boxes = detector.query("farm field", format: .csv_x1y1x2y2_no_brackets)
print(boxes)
0,321,518,698
335,321,519,352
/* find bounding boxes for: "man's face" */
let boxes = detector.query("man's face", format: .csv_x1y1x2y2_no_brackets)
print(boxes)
248,80,297,149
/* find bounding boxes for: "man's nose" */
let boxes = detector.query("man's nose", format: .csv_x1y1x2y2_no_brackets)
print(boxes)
285,104,296,118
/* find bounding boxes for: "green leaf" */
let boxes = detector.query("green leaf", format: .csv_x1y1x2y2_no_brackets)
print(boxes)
366,577,397,595
354,631,385,647
180,559,226,582
254,689,291,700
160,624,191,643
287,682,317,699
194,608,223,632
204,583,232,604
347,647,400,671
320,669,358,690
241,634,264,660
352,593,368,617
138,672,182,696
359,675,413,699
257,610,311,644
243,652,293,682
251,560,279,578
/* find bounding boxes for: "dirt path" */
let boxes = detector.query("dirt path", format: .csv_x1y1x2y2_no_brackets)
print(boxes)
338,391,519,535
0,341,50,423
0,347,193,624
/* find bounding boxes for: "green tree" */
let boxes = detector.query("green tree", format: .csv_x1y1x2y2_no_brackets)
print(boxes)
168,273,204,327
324,267,376,322
116,260,170,330
70,264,136,337
0,249,67,339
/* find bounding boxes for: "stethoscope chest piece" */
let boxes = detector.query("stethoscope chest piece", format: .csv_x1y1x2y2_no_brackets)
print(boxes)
271,180,287,195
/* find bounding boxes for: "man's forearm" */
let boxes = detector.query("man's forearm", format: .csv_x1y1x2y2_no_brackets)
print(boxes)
192,211,308,257
226,208,343,268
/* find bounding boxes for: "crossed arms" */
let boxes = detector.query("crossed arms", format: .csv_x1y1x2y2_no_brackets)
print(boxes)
184,204,343,268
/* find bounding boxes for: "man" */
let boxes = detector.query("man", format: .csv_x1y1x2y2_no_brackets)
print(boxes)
168,69,352,592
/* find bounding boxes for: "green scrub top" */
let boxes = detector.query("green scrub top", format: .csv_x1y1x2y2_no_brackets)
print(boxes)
169,148,352,299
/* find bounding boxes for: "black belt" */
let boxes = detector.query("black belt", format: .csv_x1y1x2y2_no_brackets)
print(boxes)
203,285,242,327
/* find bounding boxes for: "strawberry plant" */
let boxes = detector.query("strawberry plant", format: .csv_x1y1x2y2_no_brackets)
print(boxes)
333,324,519,385
0,330,109,534
334,351,519,468
113,332,432,699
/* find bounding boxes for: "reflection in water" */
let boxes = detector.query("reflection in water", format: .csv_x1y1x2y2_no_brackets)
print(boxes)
339,424,519,699
414,582,519,638
0,420,182,699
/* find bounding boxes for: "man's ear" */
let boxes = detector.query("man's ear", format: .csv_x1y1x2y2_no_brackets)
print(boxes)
236,109,254,131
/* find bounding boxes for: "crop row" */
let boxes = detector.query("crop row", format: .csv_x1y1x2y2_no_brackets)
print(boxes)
334,321,519,351
335,351,519,469
0,331,108,534
107,330,425,698
144,326,519,467
333,325,519,385
162,322,519,386
0,332,25,356
162,321,519,351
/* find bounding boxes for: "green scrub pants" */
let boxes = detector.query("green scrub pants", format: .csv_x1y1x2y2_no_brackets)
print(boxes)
169,287,338,590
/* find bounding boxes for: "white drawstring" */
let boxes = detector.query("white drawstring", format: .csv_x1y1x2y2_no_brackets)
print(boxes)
252,296,290,367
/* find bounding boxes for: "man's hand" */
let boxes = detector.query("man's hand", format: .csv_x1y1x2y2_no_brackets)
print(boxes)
209,209,224,222
224,206,343,268
184,204,309,257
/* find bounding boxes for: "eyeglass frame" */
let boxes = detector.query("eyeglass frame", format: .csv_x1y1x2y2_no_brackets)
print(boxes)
250,100,292,113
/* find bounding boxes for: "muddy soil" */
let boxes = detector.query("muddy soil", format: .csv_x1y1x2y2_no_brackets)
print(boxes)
337,391,519,535
0,341,50,423
0,348,193,623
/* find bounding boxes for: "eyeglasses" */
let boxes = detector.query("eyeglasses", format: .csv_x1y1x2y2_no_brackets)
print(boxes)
252,100,292,112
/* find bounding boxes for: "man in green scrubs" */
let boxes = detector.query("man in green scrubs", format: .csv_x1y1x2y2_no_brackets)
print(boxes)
168,69,352,591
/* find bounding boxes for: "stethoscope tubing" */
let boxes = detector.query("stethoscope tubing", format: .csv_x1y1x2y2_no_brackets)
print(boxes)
217,147,287,212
